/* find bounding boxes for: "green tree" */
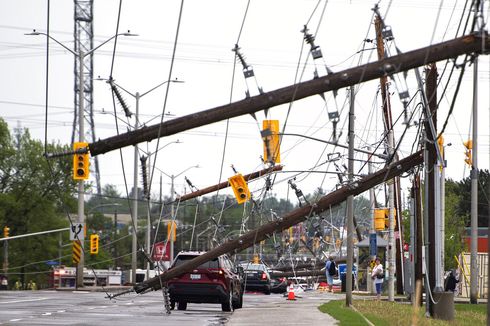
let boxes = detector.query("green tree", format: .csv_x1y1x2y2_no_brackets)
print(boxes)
0,119,77,288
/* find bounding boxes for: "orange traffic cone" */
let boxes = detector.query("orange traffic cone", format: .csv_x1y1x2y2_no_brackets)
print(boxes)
287,283,296,300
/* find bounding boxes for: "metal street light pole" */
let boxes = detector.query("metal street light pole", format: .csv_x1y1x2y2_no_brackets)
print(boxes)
26,30,136,288
103,78,183,284
160,165,199,263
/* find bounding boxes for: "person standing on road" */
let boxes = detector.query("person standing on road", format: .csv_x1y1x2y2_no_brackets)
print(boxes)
325,256,336,292
371,257,384,300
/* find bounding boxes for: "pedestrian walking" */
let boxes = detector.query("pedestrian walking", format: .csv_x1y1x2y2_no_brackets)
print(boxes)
371,257,384,300
325,256,337,292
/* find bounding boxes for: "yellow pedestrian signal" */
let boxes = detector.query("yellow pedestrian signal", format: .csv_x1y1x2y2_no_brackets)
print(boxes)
3,226,9,238
89,234,99,254
463,140,472,166
228,174,251,204
73,142,90,180
167,221,177,242
262,120,281,164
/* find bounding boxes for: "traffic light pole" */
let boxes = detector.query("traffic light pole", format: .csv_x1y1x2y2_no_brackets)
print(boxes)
76,49,85,289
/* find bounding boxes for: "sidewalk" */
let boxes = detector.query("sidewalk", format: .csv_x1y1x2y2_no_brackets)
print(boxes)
229,289,339,326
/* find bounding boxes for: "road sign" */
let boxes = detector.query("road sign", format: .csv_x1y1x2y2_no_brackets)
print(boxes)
369,233,377,257
152,241,171,261
70,223,84,241
72,240,82,264
45,260,60,266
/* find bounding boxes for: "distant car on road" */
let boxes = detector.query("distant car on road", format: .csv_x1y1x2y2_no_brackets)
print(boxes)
167,251,244,312
240,262,271,295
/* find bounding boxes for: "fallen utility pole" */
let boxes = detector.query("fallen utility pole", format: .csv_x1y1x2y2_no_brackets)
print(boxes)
128,150,423,294
88,33,488,157
175,165,283,202
271,269,325,278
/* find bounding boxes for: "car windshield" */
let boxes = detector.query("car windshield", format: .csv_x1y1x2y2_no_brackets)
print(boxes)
241,263,265,271
173,255,219,269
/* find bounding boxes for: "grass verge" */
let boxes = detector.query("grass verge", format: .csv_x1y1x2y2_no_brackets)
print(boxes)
319,299,486,326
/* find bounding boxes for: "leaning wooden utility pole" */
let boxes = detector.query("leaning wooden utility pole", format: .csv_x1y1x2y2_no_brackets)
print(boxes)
86,34,489,157
126,150,423,295
375,15,396,302
425,63,438,315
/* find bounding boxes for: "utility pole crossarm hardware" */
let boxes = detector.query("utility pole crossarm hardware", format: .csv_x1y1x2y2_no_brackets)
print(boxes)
131,150,423,294
89,33,489,157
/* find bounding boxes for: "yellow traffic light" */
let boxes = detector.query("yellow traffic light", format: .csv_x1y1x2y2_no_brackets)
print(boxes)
374,209,386,231
228,174,251,204
167,221,177,242
262,120,281,164
463,140,472,166
89,234,99,254
3,226,9,238
73,142,90,180
374,208,397,230
437,135,444,157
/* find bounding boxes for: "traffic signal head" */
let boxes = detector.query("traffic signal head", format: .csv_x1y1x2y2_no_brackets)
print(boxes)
228,174,251,204
167,221,177,242
73,142,90,180
463,140,472,166
89,234,99,254
3,226,9,238
262,120,281,164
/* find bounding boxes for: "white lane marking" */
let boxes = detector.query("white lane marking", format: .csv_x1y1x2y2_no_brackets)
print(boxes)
42,313,52,316
0,297,48,304
72,291,90,294
57,310,65,313
9,319,23,322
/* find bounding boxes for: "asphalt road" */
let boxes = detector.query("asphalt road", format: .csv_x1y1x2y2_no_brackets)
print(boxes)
0,289,338,325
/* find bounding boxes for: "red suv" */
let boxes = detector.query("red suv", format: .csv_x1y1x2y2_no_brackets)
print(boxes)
167,251,244,312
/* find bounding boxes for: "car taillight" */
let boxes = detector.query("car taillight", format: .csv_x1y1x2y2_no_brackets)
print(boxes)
279,277,285,282
261,272,267,280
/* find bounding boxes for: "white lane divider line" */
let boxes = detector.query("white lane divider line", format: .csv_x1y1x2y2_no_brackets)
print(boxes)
0,297,48,304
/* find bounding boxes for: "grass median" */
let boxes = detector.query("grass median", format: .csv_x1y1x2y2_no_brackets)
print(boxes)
318,299,486,325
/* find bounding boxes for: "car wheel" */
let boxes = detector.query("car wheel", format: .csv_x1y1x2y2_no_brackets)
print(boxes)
233,289,243,310
237,291,243,309
170,301,175,310
177,301,187,310
222,288,233,312
264,287,271,295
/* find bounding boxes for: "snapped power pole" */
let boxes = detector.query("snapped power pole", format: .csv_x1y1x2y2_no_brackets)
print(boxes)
87,34,489,157
129,150,423,294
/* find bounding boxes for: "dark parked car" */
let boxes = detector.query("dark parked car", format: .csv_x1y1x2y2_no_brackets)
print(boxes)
167,251,244,311
240,262,271,294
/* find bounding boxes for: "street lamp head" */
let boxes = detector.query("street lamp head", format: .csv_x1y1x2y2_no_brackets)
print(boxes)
24,29,41,35
121,30,138,37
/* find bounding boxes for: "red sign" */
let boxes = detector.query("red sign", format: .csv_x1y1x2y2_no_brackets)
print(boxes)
153,241,171,261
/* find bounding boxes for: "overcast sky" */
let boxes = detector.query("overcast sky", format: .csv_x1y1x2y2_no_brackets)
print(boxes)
1,0,488,204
